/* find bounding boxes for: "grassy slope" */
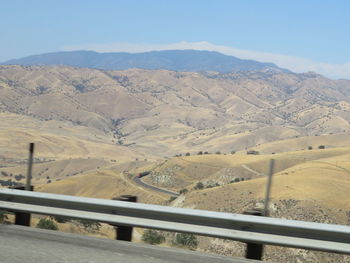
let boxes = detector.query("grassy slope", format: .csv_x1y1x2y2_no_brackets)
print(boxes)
37,170,168,204
0,112,145,161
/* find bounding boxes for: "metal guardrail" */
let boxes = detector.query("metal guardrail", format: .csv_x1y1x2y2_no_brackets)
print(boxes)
0,189,350,255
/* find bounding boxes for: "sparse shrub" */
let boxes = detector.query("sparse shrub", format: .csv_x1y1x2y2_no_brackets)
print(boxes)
247,150,259,155
168,196,177,202
173,233,198,249
51,215,71,223
14,175,21,181
185,152,190,156
230,178,241,184
215,151,221,155
0,210,9,223
0,179,21,187
206,182,220,189
308,146,313,150
231,151,236,154
194,182,204,190
76,219,101,232
204,151,209,155
318,145,325,149
36,218,58,230
142,229,165,245
197,151,203,155
179,188,188,194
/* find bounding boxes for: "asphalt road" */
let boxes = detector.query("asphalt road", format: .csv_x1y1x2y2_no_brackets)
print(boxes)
0,225,256,263
133,176,179,196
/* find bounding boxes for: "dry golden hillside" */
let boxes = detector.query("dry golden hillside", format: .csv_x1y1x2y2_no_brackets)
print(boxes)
37,170,168,204
1,65,350,157
20,148,350,262
0,112,146,161
1,64,350,262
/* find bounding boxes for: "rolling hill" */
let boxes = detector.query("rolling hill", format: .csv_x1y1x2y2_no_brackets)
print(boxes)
30,148,350,262
1,63,350,262
1,65,350,158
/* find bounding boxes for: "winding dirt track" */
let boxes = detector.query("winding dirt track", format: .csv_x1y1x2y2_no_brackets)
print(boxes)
133,176,179,197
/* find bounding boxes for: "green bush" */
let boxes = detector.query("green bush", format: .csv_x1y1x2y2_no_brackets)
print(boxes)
142,229,165,245
36,218,58,230
173,233,198,249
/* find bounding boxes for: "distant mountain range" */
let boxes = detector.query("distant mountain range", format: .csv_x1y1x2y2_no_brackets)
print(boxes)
1,50,287,73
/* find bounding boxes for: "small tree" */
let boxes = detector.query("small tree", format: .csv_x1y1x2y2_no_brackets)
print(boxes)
36,218,58,230
247,150,259,155
197,151,203,155
142,229,165,245
194,182,204,190
308,146,313,150
179,188,188,194
173,233,198,249
185,152,190,156
318,145,325,149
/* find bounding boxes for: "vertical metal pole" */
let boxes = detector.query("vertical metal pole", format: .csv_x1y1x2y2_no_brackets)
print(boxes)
112,195,137,241
12,186,33,226
26,143,34,191
264,159,275,217
12,143,35,226
244,209,263,260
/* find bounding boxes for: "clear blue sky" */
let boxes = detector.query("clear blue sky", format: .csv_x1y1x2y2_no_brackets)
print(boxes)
1,0,349,64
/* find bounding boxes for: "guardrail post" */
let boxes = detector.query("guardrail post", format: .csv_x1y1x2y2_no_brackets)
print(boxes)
244,209,264,260
10,186,34,226
112,195,137,241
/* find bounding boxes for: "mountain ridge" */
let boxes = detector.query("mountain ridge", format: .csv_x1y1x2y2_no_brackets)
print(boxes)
1,50,288,73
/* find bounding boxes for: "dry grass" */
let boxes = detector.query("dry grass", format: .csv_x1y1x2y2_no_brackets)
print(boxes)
37,170,168,204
